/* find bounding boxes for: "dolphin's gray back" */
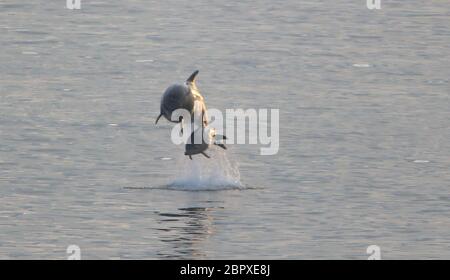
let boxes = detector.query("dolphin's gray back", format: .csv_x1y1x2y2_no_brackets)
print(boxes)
160,84,195,122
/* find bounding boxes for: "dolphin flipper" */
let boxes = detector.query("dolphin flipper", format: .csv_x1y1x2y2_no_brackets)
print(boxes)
155,113,163,124
201,152,210,158
214,143,227,150
214,134,227,150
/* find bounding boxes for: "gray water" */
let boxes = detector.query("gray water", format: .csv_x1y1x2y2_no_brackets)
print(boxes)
0,0,449,259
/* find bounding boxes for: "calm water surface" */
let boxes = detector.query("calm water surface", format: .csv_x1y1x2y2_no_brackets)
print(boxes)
0,1,449,259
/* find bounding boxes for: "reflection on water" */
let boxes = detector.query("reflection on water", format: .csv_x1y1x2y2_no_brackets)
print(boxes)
155,207,220,259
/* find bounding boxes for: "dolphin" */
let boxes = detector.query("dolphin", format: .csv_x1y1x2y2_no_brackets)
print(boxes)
155,70,208,130
184,126,227,160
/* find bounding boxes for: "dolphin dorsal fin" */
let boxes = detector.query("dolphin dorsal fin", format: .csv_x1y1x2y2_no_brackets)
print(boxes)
186,70,199,83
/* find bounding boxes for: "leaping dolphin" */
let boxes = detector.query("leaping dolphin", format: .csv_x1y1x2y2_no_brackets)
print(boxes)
155,70,208,129
156,70,227,160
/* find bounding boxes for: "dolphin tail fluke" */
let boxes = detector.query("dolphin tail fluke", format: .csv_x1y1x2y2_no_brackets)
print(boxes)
186,70,199,83
155,113,163,124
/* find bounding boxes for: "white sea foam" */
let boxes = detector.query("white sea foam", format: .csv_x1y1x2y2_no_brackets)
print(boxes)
413,160,430,163
135,59,154,63
168,146,243,191
352,63,371,68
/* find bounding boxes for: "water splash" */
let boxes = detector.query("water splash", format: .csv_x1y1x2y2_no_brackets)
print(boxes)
168,146,243,191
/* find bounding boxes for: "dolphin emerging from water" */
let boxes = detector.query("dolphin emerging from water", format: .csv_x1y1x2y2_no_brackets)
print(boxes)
185,127,227,160
155,70,208,129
